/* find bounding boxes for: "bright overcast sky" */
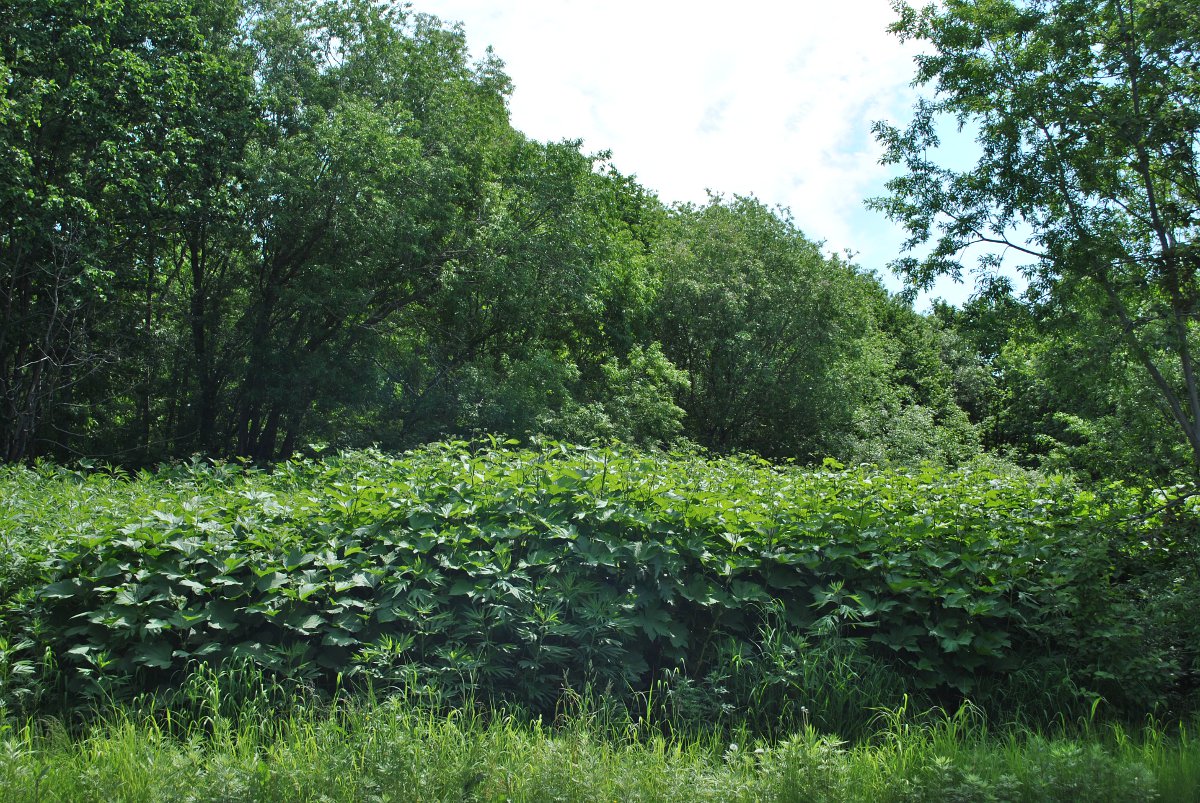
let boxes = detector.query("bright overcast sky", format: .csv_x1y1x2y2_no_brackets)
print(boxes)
417,0,979,306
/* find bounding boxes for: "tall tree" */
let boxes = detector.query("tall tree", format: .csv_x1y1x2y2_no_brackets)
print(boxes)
649,196,888,459
872,0,1200,475
224,1,519,460
0,0,249,461
370,144,664,448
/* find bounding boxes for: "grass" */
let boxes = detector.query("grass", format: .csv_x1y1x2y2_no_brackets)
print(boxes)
0,693,1196,802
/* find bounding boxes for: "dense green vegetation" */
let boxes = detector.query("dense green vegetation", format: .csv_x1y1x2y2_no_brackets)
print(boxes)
3,0,1193,483
3,0,1199,797
2,446,1197,725
1,446,1198,799
874,0,1200,480
1,686,1198,801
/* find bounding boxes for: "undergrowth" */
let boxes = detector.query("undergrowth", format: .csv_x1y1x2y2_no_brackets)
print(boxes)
0,677,1195,802
1,442,1197,729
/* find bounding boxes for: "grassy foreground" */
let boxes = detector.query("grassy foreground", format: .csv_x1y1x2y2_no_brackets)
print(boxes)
1,696,1197,802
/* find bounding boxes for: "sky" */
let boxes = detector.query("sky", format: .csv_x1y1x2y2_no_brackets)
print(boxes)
417,0,986,307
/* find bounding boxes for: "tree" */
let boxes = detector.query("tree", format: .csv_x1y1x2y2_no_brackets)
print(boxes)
220,1,521,461
871,0,1200,475
649,195,889,459
373,144,664,449
848,295,981,466
0,0,667,463
938,281,1190,478
0,0,249,461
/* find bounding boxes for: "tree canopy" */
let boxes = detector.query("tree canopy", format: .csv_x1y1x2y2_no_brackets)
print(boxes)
2,0,1195,482
0,0,988,468
872,0,1200,476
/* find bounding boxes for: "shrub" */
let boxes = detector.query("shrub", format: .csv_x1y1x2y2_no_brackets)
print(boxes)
1,443,1193,723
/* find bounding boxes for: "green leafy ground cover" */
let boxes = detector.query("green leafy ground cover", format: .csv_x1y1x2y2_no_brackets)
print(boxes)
2,443,1196,731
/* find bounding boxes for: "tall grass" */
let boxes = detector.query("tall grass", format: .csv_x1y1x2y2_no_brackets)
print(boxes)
0,673,1196,802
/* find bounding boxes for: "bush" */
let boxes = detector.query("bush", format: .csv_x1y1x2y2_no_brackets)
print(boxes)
0,444,1193,724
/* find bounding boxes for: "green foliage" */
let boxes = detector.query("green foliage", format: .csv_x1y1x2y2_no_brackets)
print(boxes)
444,343,686,447
847,298,984,466
596,343,690,446
0,0,993,470
647,196,981,465
650,196,880,458
874,0,1200,475
1,446,1194,725
934,279,1197,481
650,612,911,740
0,680,1195,802
0,0,674,463
0,0,254,461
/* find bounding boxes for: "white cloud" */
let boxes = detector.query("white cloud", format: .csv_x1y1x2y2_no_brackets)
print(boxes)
419,0,980,306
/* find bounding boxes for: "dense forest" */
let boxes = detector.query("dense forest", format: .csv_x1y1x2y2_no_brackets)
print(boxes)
3,0,1195,483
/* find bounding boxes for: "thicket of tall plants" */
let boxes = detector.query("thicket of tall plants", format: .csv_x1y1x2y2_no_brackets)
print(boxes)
6,0,1196,487
3,0,1199,797
2,444,1196,732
